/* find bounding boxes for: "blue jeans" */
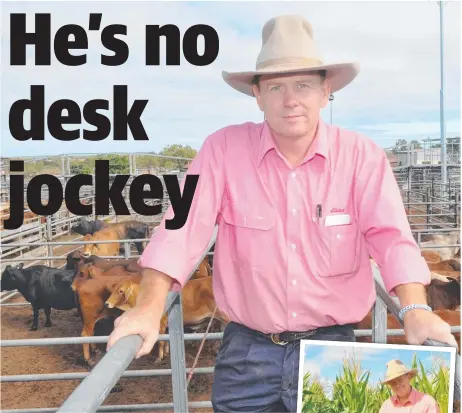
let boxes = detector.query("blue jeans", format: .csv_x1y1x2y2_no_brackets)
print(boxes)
211,321,356,412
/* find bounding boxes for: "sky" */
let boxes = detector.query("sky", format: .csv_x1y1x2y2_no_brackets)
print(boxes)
1,0,461,158
302,342,455,399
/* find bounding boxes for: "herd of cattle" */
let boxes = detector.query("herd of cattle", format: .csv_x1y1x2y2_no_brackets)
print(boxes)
0,217,461,367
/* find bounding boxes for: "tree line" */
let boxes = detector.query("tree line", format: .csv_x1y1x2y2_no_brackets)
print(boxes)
3,144,197,176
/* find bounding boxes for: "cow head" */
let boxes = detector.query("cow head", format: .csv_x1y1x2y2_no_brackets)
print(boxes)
427,277,461,311
82,234,98,257
71,218,88,235
1,263,25,291
66,250,85,270
71,263,95,291
105,279,136,311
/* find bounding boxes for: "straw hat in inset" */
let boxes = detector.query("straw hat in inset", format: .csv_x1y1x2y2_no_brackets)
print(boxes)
381,359,418,384
222,14,360,97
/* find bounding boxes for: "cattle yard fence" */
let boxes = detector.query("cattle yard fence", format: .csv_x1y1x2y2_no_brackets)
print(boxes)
0,227,461,412
394,164,460,230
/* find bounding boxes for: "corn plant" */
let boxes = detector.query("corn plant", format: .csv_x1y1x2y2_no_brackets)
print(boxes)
330,356,372,413
302,372,330,413
410,353,450,413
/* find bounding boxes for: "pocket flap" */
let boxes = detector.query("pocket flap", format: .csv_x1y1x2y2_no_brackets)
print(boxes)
221,202,274,230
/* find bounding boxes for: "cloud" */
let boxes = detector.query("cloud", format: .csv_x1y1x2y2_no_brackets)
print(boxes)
1,0,460,157
315,345,385,364
303,360,322,378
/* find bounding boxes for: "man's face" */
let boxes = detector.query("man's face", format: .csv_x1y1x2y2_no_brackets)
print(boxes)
388,374,412,398
252,72,330,139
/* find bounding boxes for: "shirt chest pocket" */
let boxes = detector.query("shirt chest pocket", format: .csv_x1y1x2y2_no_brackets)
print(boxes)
314,218,361,277
220,202,275,270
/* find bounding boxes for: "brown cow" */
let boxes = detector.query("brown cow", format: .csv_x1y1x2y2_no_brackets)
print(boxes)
65,250,142,272
75,273,142,365
422,250,444,262
192,257,212,279
71,263,139,292
105,276,229,363
426,277,460,311
430,271,460,282
355,309,460,353
82,220,149,257
427,258,460,272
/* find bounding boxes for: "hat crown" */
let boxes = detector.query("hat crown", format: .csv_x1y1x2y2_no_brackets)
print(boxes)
385,360,412,380
256,15,324,70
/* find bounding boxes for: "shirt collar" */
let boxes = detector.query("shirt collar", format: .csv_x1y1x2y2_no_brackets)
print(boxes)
256,118,330,168
391,387,418,406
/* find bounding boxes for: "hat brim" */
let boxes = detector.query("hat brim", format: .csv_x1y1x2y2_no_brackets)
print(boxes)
222,62,360,97
381,368,418,384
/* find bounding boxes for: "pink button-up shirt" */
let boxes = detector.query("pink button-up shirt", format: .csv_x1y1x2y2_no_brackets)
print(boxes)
138,119,431,334
379,387,441,412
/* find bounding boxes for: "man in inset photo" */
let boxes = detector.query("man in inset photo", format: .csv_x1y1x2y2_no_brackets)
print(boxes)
379,359,441,413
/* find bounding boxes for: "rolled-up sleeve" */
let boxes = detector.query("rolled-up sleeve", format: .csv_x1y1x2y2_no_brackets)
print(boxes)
355,143,431,295
137,129,226,290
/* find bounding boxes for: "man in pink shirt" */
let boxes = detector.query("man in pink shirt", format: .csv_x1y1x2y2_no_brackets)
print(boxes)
107,14,457,412
379,359,441,413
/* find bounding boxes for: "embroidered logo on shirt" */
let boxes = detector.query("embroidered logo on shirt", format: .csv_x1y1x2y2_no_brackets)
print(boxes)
331,208,345,213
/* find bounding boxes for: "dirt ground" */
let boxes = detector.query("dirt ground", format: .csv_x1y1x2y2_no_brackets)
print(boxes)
1,288,218,412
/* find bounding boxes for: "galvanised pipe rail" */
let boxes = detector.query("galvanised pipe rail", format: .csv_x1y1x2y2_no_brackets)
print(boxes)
0,237,151,247
1,328,460,349
1,367,217,382
417,228,459,234
0,332,225,347
0,403,215,413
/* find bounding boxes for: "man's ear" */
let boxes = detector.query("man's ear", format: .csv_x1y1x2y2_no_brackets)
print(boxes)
320,80,332,108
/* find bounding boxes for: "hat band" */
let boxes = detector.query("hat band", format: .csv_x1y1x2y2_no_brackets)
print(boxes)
256,57,324,70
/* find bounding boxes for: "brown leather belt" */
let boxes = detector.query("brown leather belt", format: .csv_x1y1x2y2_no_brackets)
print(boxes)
264,329,321,345
229,322,354,346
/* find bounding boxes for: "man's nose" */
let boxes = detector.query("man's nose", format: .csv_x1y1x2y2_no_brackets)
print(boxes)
283,90,298,107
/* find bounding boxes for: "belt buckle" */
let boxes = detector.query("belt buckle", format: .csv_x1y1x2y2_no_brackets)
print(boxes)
271,333,288,346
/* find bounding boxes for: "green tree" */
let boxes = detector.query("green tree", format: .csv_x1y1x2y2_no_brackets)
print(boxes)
158,144,196,170
95,154,129,174
70,163,93,174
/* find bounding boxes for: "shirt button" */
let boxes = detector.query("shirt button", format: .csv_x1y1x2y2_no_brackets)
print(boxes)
290,243,296,251
292,279,297,286
291,172,296,178
292,312,297,318
292,208,297,215
336,234,341,239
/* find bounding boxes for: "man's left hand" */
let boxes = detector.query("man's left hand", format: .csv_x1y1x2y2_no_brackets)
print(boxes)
403,309,458,349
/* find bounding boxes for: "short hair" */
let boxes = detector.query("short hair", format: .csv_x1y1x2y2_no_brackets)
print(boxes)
252,70,327,87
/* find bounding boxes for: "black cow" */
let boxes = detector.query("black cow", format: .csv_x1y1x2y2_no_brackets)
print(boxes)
71,218,107,236
1,263,79,331
124,221,150,255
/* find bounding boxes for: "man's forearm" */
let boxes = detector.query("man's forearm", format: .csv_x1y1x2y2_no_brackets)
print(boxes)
393,282,428,308
136,268,174,316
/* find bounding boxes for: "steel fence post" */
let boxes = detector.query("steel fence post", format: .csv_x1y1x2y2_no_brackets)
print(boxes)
168,293,188,413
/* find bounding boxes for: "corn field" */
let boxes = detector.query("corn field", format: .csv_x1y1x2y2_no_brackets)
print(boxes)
302,353,453,413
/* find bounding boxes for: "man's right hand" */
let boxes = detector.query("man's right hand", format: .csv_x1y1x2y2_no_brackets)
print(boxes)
106,305,161,359
106,268,174,359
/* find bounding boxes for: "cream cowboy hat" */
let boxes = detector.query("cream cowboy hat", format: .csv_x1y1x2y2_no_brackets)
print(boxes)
381,359,418,384
222,14,360,97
